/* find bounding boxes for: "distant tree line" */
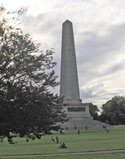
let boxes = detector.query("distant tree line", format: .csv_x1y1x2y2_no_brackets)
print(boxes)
89,96,125,125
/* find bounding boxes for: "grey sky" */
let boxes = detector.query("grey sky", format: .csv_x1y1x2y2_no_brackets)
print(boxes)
1,0,125,107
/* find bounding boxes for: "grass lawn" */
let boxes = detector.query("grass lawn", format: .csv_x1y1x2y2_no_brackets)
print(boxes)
0,125,125,159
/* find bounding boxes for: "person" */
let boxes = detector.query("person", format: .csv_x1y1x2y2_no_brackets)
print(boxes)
56,136,59,144
62,128,65,134
59,142,67,148
51,136,55,143
78,129,80,134
61,142,67,148
60,129,62,134
60,128,65,134
85,125,88,130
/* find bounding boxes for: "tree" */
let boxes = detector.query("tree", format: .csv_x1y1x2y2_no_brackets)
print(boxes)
100,96,125,125
89,103,99,120
0,6,66,141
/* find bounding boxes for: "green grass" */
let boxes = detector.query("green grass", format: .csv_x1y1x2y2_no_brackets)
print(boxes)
0,125,125,159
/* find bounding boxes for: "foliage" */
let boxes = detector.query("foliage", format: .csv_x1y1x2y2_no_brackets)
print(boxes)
99,96,125,125
0,6,66,141
89,103,99,120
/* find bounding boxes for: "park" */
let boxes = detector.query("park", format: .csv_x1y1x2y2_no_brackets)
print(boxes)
1,125,125,159
1,2,125,159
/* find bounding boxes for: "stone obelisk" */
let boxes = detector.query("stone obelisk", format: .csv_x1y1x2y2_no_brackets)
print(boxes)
60,20,109,130
60,20,91,129
60,20,81,104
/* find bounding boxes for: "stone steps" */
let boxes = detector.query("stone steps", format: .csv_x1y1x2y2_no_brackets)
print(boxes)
61,118,110,130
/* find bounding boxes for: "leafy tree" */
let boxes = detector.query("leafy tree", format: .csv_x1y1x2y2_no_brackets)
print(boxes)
89,103,99,120
0,6,66,141
100,96,125,125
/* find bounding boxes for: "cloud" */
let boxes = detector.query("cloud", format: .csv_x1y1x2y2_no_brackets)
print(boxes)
77,23,125,81
81,79,125,106
77,23,125,106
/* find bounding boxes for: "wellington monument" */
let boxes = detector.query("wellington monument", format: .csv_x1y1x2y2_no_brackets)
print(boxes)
60,20,102,129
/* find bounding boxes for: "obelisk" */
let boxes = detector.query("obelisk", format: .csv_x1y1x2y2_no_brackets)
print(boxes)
60,20,108,130
60,20,91,129
60,20,81,104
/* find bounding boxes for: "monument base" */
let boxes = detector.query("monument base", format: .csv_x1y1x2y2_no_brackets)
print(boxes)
60,117,108,130
60,101,109,130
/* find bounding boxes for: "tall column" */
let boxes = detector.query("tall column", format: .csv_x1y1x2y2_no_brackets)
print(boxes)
59,20,95,130
60,20,80,103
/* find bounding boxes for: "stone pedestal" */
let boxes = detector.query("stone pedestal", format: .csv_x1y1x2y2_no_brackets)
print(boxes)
62,101,93,129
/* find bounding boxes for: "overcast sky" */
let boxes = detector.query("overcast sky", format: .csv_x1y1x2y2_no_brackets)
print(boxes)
1,0,125,107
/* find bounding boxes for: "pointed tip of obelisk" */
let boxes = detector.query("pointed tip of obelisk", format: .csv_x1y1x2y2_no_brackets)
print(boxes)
63,20,72,24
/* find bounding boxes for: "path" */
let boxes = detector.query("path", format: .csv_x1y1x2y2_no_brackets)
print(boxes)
1,149,125,158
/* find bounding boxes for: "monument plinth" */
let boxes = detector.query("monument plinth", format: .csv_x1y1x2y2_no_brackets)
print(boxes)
60,20,92,129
